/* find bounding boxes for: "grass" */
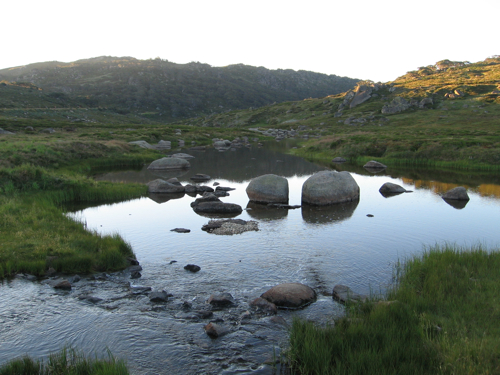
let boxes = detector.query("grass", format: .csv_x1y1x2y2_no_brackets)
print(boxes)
0,347,128,375
287,244,500,374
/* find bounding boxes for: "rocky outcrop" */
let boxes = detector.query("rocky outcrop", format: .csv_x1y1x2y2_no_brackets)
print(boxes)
302,171,359,205
442,186,469,200
261,283,316,309
419,98,433,109
381,97,411,114
379,182,406,195
332,285,367,304
147,179,185,193
0,128,15,135
349,84,372,109
246,174,289,204
190,193,242,214
147,157,190,170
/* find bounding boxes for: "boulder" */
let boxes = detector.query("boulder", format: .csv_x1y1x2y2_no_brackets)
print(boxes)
381,97,411,114
147,157,190,170
250,297,278,314
184,264,201,272
53,280,72,290
149,290,169,302
442,186,469,201
332,285,367,304
349,84,373,109
363,160,387,169
379,182,406,195
261,283,316,309
191,193,242,215
156,140,171,150
204,322,229,338
246,174,289,204
0,128,15,135
208,292,235,307
171,228,190,233
147,179,185,193
301,171,359,206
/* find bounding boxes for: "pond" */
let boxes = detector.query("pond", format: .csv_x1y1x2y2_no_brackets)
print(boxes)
1,141,500,374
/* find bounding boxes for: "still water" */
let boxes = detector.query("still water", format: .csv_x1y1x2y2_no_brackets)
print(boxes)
1,142,500,374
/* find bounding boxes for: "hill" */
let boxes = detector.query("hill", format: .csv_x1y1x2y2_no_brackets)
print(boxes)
0,56,358,122
171,56,500,168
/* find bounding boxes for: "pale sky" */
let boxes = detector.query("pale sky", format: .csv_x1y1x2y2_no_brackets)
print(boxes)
1,0,497,82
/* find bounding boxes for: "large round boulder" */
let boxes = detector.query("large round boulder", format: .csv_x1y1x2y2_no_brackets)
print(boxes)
147,157,190,170
301,171,359,205
260,282,316,309
246,174,289,204
442,186,469,201
147,179,185,193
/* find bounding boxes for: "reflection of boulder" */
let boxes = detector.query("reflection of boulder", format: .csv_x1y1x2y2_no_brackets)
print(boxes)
246,201,288,221
147,157,190,170
148,192,185,204
302,171,359,205
443,198,469,210
150,169,189,181
246,174,289,204
302,200,359,224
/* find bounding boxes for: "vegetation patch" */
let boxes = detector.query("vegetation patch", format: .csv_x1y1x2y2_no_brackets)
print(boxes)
287,245,500,374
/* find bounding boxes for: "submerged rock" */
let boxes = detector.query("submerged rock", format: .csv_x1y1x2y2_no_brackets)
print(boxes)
202,219,258,235
208,292,235,307
302,171,359,205
53,280,72,290
149,291,169,302
261,283,316,309
332,285,367,304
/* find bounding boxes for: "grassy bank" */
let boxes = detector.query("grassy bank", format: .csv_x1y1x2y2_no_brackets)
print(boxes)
287,245,500,374
0,347,128,375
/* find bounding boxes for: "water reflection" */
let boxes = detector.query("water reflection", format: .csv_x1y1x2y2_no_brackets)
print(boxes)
301,200,359,225
147,192,185,204
442,198,469,210
246,201,289,221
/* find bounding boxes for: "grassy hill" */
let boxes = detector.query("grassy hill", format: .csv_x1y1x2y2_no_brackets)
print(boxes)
172,56,500,169
0,56,358,122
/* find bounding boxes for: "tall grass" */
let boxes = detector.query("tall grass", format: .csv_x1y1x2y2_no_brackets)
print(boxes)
287,244,500,375
0,347,128,375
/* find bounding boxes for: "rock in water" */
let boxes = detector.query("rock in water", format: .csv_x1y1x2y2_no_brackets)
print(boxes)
246,174,289,204
53,280,72,290
184,264,201,272
442,186,470,201
302,171,359,205
208,293,235,307
261,283,316,309
363,160,387,169
250,297,278,314
147,157,190,170
204,322,229,338
147,179,185,193
149,291,169,302
379,182,406,195
332,285,367,304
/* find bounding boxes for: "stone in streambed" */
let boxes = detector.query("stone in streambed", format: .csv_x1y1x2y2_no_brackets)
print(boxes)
208,292,235,307
261,283,316,309
250,297,278,314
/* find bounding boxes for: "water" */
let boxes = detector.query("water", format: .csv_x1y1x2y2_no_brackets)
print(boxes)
1,142,500,374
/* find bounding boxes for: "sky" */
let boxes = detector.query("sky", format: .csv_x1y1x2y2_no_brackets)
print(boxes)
1,0,497,82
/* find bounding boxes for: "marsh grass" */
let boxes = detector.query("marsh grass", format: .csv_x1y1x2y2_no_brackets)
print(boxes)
287,244,500,375
0,347,128,375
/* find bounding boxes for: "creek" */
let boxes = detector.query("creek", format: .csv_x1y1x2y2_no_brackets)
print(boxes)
1,141,500,374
